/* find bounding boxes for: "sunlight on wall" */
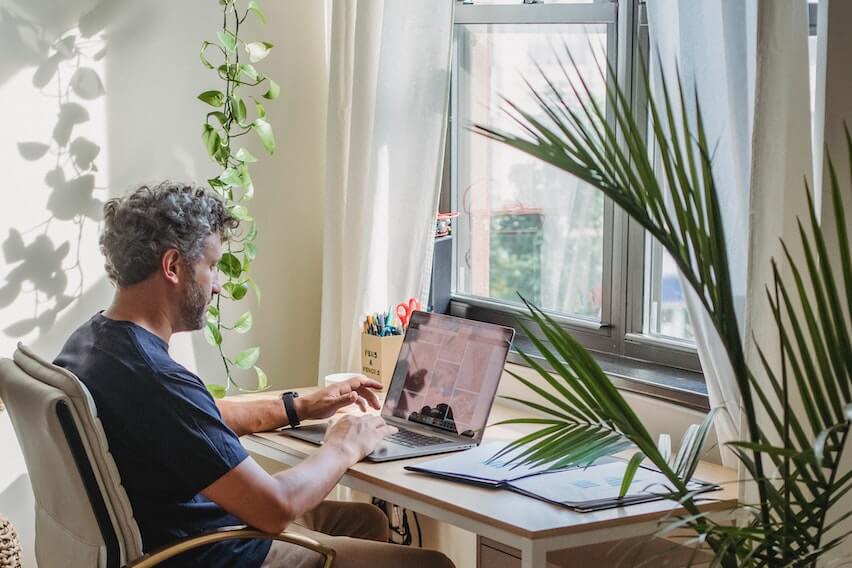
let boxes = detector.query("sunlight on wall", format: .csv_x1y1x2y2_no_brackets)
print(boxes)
0,24,108,359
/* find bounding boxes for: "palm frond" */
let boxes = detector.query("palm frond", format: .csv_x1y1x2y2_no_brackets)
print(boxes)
473,38,852,566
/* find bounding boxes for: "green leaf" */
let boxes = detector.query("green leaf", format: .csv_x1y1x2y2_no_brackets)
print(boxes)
619,452,645,498
214,145,230,167
198,90,225,107
254,366,268,390
218,168,243,187
218,252,242,278
230,94,247,124
202,124,221,158
199,41,215,69
239,63,260,82
262,78,280,100
247,0,266,24
231,205,251,221
234,312,252,333
234,147,257,163
254,99,266,119
234,347,260,369
207,384,227,398
238,163,252,187
245,41,273,63
242,182,255,201
208,177,228,190
247,221,258,241
229,281,248,300
253,118,275,154
204,321,222,346
218,63,238,81
218,29,237,53
207,305,220,318
248,276,261,303
208,111,227,126
245,242,257,261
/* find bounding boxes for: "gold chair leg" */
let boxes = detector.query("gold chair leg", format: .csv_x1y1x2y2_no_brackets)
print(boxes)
124,526,335,568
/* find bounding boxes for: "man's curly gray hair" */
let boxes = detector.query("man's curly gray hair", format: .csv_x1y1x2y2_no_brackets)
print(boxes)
100,181,238,287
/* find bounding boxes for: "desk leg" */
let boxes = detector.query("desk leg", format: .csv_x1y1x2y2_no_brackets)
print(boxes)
520,540,547,568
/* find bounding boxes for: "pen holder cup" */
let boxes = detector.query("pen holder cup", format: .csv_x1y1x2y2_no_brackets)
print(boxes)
360,333,404,389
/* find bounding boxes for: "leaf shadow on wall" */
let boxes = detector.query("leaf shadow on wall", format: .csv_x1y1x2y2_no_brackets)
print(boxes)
0,1,116,340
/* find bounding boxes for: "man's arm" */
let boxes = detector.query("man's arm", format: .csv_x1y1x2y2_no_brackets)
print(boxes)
202,414,396,534
216,376,384,436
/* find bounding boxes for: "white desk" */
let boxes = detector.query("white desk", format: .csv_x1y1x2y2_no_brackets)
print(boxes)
242,389,737,568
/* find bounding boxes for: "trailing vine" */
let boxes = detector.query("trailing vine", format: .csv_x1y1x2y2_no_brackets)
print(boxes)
198,0,278,397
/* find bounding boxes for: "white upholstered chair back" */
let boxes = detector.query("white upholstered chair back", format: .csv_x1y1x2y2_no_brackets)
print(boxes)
0,343,142,568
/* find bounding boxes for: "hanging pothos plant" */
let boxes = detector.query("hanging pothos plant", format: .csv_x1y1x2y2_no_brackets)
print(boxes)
198,0,279,397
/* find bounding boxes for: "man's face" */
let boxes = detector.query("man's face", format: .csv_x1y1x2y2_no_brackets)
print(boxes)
178,234,222,331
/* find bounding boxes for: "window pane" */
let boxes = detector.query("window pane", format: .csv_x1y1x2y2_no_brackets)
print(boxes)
643,237,694,342
454,23,607,322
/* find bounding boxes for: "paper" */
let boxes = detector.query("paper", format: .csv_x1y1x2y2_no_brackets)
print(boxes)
507,461,709,508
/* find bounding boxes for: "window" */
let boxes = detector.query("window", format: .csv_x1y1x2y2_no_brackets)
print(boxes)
453,21,608,323
441,0,706,407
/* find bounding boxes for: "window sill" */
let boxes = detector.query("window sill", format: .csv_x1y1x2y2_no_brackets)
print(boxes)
507,336,709,412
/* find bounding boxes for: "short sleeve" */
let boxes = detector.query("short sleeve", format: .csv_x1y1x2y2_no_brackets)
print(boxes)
136,370,249,496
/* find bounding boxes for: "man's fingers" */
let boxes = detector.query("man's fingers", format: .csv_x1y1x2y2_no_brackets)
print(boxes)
378,424,398,437
358,386,381,410
355,396,367,412
364,415,386,428
330,391,358,411
347,376,382,390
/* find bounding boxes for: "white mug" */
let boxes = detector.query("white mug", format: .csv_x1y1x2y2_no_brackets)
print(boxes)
323,372,362,388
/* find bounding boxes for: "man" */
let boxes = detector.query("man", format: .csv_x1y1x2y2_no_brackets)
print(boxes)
54,182,454,568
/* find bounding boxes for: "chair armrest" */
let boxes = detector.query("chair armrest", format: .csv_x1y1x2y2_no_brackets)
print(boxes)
123,525,335,568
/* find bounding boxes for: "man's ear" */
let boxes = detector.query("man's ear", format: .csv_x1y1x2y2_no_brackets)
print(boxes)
161,249,182,285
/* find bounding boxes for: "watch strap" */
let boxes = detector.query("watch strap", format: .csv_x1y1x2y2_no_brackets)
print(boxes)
282,391,300,428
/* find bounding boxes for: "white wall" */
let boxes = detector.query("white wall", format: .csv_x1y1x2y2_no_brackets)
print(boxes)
0,0,327,562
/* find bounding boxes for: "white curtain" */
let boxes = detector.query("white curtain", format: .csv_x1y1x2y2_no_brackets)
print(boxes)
743,0,814,502
646,1,757,467
318,0,454,381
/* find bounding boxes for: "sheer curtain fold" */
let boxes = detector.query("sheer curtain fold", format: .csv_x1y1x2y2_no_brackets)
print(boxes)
646,0,757,467
318,0,454,382
647,0,812,470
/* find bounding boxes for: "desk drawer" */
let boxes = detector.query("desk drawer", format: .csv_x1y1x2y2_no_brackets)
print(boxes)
477,536,713,568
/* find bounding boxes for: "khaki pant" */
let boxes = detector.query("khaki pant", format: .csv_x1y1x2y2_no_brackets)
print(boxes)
261,501,455,568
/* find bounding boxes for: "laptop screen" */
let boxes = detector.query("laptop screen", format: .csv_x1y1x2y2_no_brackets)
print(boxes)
382,312,514,440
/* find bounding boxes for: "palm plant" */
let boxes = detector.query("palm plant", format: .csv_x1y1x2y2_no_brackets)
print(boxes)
473,47,852,566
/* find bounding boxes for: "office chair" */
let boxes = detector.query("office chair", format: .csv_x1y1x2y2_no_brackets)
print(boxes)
0,343,334,568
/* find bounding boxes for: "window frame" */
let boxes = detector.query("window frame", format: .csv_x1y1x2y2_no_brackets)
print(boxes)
440,0,706,409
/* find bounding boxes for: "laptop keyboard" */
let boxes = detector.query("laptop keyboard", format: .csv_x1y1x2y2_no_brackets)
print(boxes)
385,429,448,448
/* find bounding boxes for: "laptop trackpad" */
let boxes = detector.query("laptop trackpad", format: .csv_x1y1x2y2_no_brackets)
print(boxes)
281,422,328,445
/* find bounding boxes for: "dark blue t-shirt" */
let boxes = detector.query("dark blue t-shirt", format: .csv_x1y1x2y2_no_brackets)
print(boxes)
54,313,271,567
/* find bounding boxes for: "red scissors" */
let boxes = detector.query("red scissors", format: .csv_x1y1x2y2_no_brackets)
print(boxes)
395,297,421,329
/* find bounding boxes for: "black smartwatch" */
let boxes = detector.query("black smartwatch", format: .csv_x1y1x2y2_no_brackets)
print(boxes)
282,391,300,428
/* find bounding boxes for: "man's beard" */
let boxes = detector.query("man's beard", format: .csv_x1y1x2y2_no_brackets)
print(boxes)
179,276,209,331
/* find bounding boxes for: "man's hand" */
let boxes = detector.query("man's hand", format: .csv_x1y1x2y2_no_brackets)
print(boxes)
323,414,398,462
295,376,383,421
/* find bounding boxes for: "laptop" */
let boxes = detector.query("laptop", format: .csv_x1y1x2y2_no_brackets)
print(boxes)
281,311,515,462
